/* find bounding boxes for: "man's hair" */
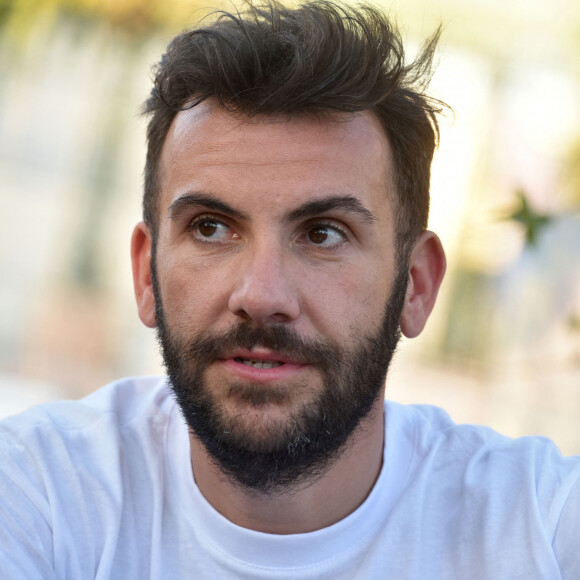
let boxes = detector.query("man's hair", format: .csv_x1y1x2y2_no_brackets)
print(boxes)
142,0,444,258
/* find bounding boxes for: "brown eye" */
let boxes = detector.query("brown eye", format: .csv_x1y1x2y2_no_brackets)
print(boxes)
190,218,233,243
304,224,346,248
308,227,329,244
198,220,218,237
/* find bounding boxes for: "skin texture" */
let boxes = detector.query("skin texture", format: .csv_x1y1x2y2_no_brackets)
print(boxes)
131,100,446,533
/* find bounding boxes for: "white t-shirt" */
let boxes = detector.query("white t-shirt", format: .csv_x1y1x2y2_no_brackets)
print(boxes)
0,375,578,579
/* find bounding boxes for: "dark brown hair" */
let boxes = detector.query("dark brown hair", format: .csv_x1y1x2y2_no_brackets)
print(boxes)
142,0,445,258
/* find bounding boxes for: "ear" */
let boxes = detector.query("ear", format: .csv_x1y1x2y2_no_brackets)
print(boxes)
131,222,157,328
400,231,446,338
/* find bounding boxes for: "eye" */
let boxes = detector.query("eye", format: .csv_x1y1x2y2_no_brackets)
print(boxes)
188,216,237,243
303,223,347,249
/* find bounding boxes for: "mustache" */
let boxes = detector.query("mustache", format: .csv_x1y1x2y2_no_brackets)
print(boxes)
181,322,340,369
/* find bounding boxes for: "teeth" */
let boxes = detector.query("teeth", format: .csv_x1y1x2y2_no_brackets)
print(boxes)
235,358,283,369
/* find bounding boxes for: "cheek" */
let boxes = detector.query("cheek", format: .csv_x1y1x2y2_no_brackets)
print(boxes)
302,260,393,338
158,255,233,331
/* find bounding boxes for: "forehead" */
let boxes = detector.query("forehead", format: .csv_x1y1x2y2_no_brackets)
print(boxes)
158,100,394,218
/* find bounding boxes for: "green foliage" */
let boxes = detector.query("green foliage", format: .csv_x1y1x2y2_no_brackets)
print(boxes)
505,189,552,247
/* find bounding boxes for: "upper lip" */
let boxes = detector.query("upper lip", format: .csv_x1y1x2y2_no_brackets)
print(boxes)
224,349,304,365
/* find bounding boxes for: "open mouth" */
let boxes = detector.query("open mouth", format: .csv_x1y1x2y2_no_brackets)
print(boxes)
234,357,284,369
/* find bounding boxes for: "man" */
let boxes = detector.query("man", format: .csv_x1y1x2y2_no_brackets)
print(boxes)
1,1,578,578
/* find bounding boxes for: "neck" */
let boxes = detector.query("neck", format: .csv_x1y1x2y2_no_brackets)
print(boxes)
189,395,386,534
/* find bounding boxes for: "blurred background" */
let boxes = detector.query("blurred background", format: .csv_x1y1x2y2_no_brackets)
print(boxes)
1,0,579,452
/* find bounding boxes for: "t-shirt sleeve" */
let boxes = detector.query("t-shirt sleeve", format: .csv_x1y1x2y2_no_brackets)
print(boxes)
552,475,580,578
0,433,58,579
0,378,169,579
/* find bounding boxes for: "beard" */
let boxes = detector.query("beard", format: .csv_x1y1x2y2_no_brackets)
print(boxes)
152,256,408,494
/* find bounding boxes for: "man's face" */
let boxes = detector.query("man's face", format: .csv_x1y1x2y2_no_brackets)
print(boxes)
143,101,407,490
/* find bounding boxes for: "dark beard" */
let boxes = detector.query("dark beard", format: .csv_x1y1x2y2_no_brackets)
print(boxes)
152,255,408,493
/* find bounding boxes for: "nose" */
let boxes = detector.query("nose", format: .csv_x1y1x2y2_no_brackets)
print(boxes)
228,243,300,325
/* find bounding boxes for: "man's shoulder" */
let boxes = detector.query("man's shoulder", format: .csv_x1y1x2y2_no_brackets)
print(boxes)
386,398,570,456
0,375,174,459
0,376,181,577
0,375,177,503
382,400,580,576
2,375,168,426
80,374,173,424
385,399,580,501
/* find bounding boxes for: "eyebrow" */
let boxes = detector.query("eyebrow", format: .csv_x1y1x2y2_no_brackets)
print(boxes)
168,192,377,225
284,196,378,224
168,193,250,222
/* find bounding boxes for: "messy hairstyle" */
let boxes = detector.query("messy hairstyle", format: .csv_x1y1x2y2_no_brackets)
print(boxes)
142,0,444,259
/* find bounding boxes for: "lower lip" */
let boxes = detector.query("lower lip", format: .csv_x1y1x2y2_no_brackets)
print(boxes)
220,359,309,383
